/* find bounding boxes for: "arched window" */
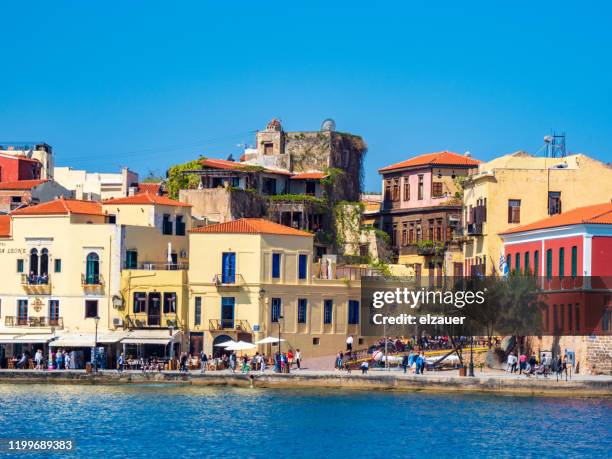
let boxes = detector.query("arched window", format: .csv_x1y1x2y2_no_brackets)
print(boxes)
40,248,49,276
29,249,39,275
85,252,100,284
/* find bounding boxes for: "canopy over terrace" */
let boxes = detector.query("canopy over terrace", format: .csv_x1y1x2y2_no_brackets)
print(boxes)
50,332,126,347
0,333,57,344
119,330,182,359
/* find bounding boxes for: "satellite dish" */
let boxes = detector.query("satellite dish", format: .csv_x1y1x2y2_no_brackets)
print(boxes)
321,118,336,132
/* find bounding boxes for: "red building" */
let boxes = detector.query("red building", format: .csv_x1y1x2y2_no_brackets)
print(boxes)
0,152,42,183
500,203,612,336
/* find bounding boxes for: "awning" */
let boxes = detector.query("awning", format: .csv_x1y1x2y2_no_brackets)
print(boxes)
120,330,180,345
50,332,126,347
0,334,55,344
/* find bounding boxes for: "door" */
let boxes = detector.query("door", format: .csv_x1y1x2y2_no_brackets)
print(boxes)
221,297,235,329
221,252,236,284
86,252,100,284
17,299,28,325
148,293,161,326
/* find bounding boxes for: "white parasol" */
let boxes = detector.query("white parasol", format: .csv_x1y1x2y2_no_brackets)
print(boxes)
255,336,286,345
224,341,256,352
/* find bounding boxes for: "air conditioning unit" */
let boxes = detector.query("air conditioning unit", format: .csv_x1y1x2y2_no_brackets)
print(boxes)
112,318,123,327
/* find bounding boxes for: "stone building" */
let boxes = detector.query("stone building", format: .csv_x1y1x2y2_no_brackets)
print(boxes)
379,151,480,279
0,179,72,213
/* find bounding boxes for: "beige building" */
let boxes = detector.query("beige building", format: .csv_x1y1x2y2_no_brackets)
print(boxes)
463,152,612,275
187,218,365,358
0,194,192,367
53,166,139,201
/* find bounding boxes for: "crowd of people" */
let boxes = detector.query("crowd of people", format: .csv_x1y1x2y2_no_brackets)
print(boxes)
506,351,570,380
26,271,49,285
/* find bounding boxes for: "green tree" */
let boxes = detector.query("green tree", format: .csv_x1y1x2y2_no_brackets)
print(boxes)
166,158,204,199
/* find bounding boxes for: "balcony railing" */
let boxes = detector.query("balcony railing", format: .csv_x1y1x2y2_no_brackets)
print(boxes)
209,319,252,333
213,273,245,289
21,274,52,292
130,262,189,271
4,316,63,329
81,273,104,287
467,222,483,235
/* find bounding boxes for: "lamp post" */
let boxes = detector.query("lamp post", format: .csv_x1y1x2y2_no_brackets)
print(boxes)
468,334,475,377
169,325,175,365
93,316,100,373
276,315,284,355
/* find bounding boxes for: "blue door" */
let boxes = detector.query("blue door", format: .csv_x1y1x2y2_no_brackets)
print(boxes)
221,297,235,329
222,252,236,284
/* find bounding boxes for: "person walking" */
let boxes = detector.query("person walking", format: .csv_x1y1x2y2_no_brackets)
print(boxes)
295,349,302,370
34,349,44,370
287,349,294,369
180,352,188,373
229,352,236,373
507,352,518,373
402,353,408,374
346,335,354,352
200,351,208,374
260,354,267,373
117,353,125,373
519,352,527,375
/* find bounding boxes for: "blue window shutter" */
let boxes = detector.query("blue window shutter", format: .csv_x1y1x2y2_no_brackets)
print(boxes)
222,252,236,283
272,253,281,278
298,254,307,279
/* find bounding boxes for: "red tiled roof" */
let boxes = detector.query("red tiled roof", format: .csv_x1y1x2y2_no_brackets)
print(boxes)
379,151,480,172
136,182,164,195
190,218,313,237
0,215,11,237
0,153,41,164
291,172,326,180
0,179,48,190
500,203,612,235
11,197,106,216
103,192,190,207
201,158,293,176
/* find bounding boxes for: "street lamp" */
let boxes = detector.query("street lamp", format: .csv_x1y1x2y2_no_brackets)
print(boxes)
468,334,475,377
93,315,100,373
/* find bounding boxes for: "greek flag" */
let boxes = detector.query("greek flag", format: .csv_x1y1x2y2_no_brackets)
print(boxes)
499,252,509,278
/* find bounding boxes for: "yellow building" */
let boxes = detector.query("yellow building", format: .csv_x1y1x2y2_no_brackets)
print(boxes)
462,152,612,275
0,194,192,366
188,218,364,358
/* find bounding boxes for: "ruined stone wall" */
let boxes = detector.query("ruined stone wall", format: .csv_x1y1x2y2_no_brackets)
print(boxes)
526,335,612,375
179,188,266,223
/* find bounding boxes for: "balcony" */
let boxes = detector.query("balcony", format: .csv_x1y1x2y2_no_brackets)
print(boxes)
127,314,180,329
4,316,63,329
213,273,245,290
133,262,189,271
415,241,446,256
81,273,104,289
467,222,483,236
21,274,52,294
209,319,252,333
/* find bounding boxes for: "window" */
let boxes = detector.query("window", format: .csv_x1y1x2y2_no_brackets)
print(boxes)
40,249,49,276
262,177,277,195
298,254,308,280
17,299,28,325
313,337,320,345
30,248,39,275
384,180,391,201
323,299,333,324
49,300,60,325
417,175,424,200
534,250,539,276
392,178,399,201
305,181,316,195
544,305,550,332
506,254,511,273
546,249,553,279
403,178,410,201
559,247,565,279
221,297,235,329
175,215,186,236
54,259,62,273
221,252,236,284
348,300,359,325
107,215,116,224
272,253,281,279
575,304,580,332
515,253,520,273
194,297,201,326
85,252,100,284
17,259,24,273
401,223,407,246
553,304,558,331
568,303,573,332
297,299,307,324
524,252,530,275
133,292,146,313
602,310,611,332
560,304,565,331
85,300,98,318
548,192,562,215
163,292,177,314
508,200,521,223
125,250,138,269
162,214,173,235
263,142,274,155
432,182,443,197
571,246,577,278
271,298,282,323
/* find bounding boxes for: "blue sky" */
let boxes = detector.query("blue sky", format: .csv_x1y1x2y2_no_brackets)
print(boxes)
1,1,611,191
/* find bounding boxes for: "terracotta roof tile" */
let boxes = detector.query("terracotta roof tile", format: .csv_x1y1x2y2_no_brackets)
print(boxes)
103,192,190,207
500,202,612,235
0,215,11,237
11,197,106,216
379,151,480,173
201,158,293,176
0,179,48,190
190,218,313,237
136,182,164,195
290,172,326,180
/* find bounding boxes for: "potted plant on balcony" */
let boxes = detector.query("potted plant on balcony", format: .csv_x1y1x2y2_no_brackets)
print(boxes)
415,240,445,256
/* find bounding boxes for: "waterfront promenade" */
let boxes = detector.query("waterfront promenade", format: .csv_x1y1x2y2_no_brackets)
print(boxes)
1,368,610,397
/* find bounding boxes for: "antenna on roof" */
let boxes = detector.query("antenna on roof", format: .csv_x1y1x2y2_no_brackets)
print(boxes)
544,131,566,158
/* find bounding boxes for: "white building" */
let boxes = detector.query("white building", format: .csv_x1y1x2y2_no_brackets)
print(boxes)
53,166,139,201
